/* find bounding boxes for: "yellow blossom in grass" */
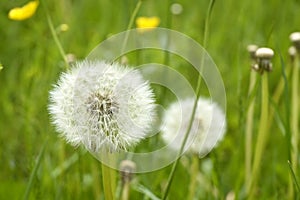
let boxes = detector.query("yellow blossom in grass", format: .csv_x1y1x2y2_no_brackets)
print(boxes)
136,16,160,32
8,1,39,21
59,24,69,32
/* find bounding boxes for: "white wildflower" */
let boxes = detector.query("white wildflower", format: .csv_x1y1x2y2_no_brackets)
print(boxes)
49,60,156,152
161,97,226,156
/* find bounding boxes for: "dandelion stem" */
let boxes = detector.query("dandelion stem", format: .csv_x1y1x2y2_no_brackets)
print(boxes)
91,160,102,199
267,61,292,131
245,70,257,190
162,1,215,199
41,0,69,69
248,73,269,198
102,163,115,200
290,53,299,197
288,160,300,194
121,182,130,200
121,0,142,54
187,155,200,200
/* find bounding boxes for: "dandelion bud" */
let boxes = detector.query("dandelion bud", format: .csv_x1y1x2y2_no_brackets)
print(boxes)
288,46,297,62
290,32,300,50
170,3,183,15
66,53,76,65
120,56,129,65
247,44,258,60
247,44,259,71
255,47,274,73
120,160,136,183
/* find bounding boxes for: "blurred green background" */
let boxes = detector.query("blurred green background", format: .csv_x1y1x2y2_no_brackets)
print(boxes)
0,0,300,199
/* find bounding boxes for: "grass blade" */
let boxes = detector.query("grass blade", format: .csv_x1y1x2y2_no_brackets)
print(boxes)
23,139,47,200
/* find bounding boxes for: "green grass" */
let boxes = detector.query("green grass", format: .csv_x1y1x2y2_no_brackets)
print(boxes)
0,0,300,199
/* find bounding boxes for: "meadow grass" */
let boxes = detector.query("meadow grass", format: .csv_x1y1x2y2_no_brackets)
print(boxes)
0,0,300,199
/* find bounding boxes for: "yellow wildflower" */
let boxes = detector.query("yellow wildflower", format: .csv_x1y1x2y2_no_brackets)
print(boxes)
136,16,160,32
0,63,3,71
8,1,39,21
59,24,69,32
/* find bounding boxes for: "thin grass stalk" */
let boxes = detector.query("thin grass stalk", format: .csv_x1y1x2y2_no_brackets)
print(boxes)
161,1,215,199
23,139,47,200
288,160,300,194
159,0,172,104
187,155,200,200
41,0,69,69
248,74,269,199
121,0,142,54
245,70,257,190
267,61,292,132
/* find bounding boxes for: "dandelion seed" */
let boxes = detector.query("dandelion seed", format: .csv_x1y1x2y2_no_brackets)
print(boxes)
161,97,226,156
8,1,39,21
136,17,160,32
48,60,156,152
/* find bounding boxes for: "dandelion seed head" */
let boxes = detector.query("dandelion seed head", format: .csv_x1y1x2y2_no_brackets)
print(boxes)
49,60,156,152
161,97,226,156
170,3,183,15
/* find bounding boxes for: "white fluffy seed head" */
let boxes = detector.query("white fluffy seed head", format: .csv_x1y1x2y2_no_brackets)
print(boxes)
48,60,156,152
290,32,300,43
161,97,226,156
289,46,297,58
255,47,274,59
247,44,258,54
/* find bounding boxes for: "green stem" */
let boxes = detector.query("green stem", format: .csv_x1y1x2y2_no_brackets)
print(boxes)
290,54,299,198
121,182,130,200
41,0,69,69
91,161,102,199
23,139,47,200
102,163,115,200
121,0,142,54
245,70,257,190
161,1,215,199
288,160,300,193
248,74,269,199
187,155,199,200
267,63,292,132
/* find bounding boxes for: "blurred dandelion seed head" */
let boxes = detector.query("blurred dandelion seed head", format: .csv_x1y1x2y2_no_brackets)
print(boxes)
161,97,226,157
247,44,259,60
49,60,156,152
170,3,183,15
290,32,300,50
8,0,39,21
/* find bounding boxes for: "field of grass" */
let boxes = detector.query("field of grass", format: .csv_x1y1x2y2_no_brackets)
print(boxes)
1,0,300,199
